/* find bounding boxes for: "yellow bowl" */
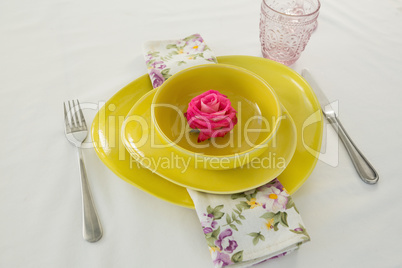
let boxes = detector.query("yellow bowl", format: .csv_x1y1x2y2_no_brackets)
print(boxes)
151,64,282,170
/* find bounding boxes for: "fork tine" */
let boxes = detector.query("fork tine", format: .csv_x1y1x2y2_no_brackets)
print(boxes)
77,100,87,130
73,100,81,127
64,102,71,131
68,100,77,127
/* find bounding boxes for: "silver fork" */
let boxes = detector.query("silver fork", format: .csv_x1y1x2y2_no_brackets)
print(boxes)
64,100,103,243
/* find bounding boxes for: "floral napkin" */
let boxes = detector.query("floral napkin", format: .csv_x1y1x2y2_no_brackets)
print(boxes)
188,179,310,268
143,34,310,268
144,33,217,88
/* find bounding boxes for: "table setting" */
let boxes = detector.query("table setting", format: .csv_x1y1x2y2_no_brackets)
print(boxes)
1,0,402,267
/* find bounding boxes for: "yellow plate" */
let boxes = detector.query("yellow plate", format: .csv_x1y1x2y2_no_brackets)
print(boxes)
91,55,323,209
122,89,297,194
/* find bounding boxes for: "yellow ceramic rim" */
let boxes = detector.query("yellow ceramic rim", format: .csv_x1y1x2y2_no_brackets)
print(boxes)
151,63,283,159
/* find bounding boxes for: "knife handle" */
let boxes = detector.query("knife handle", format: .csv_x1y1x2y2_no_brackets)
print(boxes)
327,116,379,184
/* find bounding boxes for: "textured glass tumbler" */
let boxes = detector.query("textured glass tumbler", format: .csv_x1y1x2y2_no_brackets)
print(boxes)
260,0,320,66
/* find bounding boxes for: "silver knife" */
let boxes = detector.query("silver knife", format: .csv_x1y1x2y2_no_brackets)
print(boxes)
302,69,379,184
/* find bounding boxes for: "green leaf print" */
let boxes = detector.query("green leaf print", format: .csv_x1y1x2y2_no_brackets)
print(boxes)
248,232,259,237
248,232,265,245
166,44,178,50
231,251,244,263
206,205,213,214
206,237,216,248
280,212,289,228
286,198,299,214
229,224,238,231
211,226,220,239
160,54,173,62
236,201,251,212
289,224,310,242
260,212,276,219
273,212,281,222
213,205,224,212
226,214,231,224
161,68,171,76
205,226,220,248
252,236,259,245
261,211,289,230
205,204,224,220
231,193,246,200
214,211,224,220
146,58,155,68
183,34,198,42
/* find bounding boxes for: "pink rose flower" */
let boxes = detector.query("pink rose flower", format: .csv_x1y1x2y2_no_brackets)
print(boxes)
184,90,238,142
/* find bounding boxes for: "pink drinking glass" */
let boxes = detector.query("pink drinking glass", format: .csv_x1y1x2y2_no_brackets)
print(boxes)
259,0,320,66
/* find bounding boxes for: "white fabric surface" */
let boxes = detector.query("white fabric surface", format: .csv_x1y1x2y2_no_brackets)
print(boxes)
1,0,402,267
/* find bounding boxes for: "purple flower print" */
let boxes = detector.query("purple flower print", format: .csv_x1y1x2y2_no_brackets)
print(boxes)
145,53,154,64
269,179,285,191
183,35,207,54
215,229,238,254
201,213,215,227
149,68,165,88
150,60,166,69
201,213,218,234
192,33,204,43
203,227,213,234
212,251,233,267
294,227,303,232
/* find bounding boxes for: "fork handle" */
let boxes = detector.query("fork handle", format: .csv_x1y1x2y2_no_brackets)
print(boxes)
77,148,103,242
327,116,379,184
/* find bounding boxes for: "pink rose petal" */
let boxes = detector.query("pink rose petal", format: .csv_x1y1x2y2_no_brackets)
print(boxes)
185,90,237,142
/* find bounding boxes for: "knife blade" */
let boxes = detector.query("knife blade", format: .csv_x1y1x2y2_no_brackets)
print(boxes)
301,69,379,184
301,69,336,118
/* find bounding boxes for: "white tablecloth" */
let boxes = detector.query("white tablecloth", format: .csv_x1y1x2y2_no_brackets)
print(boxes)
1,0,402,267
